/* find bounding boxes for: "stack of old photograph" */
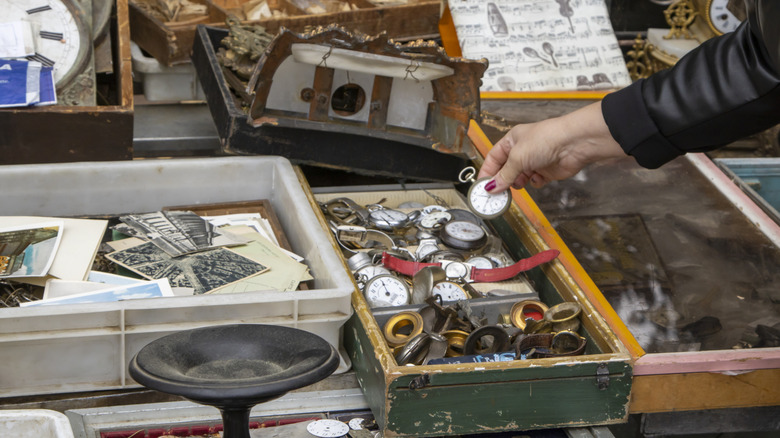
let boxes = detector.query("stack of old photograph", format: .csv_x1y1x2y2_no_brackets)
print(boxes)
0,209,312,308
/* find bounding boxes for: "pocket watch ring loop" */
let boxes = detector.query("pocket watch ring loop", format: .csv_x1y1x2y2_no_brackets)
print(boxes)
458,166,477,183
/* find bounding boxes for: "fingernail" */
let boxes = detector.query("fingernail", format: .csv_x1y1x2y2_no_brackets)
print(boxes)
485,179,496,191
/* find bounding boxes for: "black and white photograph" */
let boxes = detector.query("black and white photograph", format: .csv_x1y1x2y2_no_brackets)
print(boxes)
105,241,268,294
115,210,248,257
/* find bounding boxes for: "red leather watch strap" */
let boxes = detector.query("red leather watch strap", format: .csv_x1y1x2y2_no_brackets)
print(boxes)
470,249,560,282
381,252,439,276
382,249,560,282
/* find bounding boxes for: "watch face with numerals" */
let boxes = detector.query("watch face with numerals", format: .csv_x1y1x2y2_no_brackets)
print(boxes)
306,419,350,437
440,220,488,251
5,0,91,88
467,177,512,219
705,0,742,35
431,281,469,301
364,274,410,308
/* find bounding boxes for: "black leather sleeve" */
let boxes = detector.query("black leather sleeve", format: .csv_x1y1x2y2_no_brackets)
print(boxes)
601,0,780,169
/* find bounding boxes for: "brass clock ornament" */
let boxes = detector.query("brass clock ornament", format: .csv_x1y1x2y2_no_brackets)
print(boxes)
4,0,96,105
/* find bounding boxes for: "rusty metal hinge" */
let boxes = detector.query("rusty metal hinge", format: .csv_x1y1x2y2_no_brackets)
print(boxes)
409,374,431,390
596,362,610,390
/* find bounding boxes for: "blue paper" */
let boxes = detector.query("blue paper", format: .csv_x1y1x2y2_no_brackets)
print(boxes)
35,66,56,106
0,59,41,107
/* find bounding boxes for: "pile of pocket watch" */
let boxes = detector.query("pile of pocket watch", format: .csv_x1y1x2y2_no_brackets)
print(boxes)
318,167,580,365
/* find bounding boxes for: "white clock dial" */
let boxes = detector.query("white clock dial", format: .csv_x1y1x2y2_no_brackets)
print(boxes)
5,0,90,87
706,0,742,35
307,419,349,437
364,274,410,307
431,281,469,301
467,178,511,219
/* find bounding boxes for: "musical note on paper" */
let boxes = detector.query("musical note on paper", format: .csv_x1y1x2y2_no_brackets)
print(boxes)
448,0,631,92
556,0,575,33
487,2,509,37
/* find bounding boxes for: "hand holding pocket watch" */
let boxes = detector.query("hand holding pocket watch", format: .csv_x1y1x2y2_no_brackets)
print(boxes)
459,166,512,220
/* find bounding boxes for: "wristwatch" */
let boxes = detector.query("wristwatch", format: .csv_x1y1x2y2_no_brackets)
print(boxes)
382,249,560,283
334,224,396,250
415,238,441,261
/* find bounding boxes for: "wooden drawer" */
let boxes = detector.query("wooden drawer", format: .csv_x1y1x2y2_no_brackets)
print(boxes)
298,152,633,436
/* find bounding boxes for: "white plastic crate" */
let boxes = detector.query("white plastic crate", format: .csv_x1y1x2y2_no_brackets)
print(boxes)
0,157,354,397
131,41,206,102
0,410,74,438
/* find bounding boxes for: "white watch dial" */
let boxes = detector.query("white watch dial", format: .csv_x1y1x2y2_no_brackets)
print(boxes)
466,255,494,270
356,265,391,283
444,261,470,280
307,419,350,437
440,220,488,251
419,211,451,229
5,0,89,87
422,204,448,215
364,274,410,307
468,178,511,219
431,281,469,301
348,417,365,430
443,221,485,242
707,0,742,34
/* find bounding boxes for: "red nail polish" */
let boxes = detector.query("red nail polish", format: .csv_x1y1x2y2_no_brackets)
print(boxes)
485,179,496,191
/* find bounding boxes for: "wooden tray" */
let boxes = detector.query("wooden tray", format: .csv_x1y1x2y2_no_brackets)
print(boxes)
0,0,133,164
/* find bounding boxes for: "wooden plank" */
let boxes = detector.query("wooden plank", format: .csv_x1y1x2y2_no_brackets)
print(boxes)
368,76,392,131
634,349,780,375
309,66,335,122
385,364,631,436
630,369,780,413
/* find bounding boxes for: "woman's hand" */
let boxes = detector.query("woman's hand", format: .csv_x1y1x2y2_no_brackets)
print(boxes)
478,101,626,192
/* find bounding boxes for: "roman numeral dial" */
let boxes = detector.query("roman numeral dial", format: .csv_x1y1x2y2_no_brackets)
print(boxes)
5,0,91,88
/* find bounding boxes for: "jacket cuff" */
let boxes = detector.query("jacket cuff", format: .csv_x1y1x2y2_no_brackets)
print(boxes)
601,82,684,169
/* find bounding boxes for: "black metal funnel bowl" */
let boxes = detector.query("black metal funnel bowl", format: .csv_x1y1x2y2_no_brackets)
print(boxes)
129,324,340,438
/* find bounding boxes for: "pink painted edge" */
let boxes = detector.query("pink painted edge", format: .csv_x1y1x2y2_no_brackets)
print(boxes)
686,153,780,247
635,347,780,375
